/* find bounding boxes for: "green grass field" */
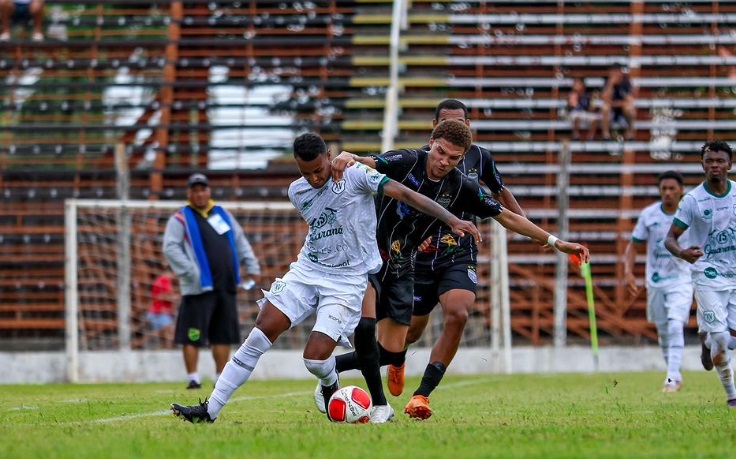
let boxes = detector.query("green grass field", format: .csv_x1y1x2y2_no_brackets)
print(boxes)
2,371,734,459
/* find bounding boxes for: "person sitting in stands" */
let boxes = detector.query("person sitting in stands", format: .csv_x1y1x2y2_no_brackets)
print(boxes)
567,77,601,141
0,0,44,42
600,64,636,141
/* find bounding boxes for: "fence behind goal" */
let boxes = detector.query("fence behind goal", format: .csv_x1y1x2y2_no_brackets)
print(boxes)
65,199,511,382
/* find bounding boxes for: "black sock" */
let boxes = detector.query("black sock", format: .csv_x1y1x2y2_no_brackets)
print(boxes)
322,380,340,420
354,317,387,406
414,361,446,398
378,342,406,367
335,351,359,373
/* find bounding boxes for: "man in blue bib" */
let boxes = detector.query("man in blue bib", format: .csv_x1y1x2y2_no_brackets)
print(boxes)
164,173,261,389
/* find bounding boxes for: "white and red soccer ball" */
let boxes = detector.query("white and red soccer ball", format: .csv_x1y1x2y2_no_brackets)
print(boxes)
327,385,372,424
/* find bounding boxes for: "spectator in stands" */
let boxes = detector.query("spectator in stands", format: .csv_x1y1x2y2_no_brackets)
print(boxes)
567,78,601,141
163,173,261,389
0,0,44,42
146,264,178,348
624,171,691,393
600,64,636,141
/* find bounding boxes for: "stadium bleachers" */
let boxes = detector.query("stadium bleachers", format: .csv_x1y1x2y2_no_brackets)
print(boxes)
1,0,733,347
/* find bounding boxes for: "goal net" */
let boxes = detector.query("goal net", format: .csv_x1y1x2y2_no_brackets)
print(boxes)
65,199,511,381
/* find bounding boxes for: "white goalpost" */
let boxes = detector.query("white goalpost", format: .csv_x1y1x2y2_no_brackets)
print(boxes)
64,198,512,383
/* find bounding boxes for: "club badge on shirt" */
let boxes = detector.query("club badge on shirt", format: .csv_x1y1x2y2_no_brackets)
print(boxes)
207,213,231,235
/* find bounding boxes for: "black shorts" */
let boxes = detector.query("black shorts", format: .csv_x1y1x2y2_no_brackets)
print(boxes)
12,2,31,23
174,290,241,346
413,262,478,317
371,262,415,326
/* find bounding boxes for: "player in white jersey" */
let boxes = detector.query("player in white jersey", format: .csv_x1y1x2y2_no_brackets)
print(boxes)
665,141,736,407
171,132,482,423
624,171,692,392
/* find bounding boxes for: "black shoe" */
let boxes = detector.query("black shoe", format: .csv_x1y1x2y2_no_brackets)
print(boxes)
700,333,714,371
186,380,202,390
171,399,215,423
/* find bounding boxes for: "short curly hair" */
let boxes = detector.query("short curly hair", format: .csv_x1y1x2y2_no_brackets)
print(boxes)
430,119,473,153
701,140,732,160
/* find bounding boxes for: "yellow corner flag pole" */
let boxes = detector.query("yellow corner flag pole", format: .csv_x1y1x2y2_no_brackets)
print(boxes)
580,261,599,372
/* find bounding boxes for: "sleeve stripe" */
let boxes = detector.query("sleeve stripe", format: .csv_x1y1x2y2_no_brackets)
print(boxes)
377,176,390,194
672,218,689,230
631,237,645,243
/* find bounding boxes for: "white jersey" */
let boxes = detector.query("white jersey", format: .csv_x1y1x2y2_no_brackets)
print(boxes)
288,163,389,276
673,180,736,289
631,201,690,288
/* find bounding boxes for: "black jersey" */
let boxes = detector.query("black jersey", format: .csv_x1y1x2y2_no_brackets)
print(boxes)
416,143,506,270
372,148,503,272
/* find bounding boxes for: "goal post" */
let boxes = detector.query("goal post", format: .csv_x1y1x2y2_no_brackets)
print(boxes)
64,198,512,382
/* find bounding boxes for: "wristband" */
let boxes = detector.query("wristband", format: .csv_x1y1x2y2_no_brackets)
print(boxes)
547,235,559,248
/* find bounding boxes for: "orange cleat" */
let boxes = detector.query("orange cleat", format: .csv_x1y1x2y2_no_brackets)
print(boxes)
387,363,405,396
404,395,432,420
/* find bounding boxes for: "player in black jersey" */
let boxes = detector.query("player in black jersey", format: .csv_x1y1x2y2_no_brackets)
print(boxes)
395,99,528,418
321,119,589,421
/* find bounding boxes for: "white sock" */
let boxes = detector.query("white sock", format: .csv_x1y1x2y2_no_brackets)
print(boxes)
207,328,272,419
729,336,736,350
711,332,736,400
188,372,200,384
304,357,338,387
656,324,669,365
666,320,684,382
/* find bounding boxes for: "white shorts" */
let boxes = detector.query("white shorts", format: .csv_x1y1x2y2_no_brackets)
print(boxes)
258,261,367,346
646,282,694,326
695,287,736,333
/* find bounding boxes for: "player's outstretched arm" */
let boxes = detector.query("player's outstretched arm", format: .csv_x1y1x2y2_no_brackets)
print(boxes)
494,208,589,263
381,179,482,243
331,151,376,182
495,188,525,217
664,224,703,264
623,240,643,297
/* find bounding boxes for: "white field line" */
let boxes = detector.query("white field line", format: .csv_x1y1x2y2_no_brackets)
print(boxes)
21,379,490,425
7,405,39,411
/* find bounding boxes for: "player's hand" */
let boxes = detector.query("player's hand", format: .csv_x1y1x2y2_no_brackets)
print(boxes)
418,236,433,253
679,245,704,264
554,240,590,264
625,272,639,297
448,218,482,243
331,151,356,182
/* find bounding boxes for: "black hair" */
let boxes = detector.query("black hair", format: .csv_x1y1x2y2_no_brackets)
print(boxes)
293,133,328,161
434,99,468,122
657,170,684,186
701,140,733,160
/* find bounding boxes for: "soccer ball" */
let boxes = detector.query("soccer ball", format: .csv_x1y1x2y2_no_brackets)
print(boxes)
327,385,372,424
